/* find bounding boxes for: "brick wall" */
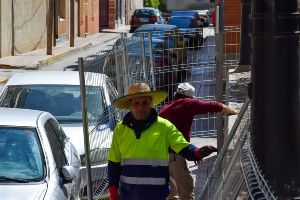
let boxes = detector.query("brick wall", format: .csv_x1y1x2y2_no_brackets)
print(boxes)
223,0,241,53
108,0,116,29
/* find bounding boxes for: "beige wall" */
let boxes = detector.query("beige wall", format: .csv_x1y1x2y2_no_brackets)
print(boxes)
1,0,13,57
0,0,47,57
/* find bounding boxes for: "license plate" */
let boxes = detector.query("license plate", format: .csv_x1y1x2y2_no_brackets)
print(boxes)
139,18,148,23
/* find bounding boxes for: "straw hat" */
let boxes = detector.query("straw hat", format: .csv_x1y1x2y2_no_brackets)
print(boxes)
113,83,167,110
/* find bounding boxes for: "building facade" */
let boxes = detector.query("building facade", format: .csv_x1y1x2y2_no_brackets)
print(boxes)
0,0,143,58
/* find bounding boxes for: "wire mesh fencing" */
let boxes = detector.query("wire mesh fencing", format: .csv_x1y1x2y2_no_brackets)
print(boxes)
78,26,223,199
199,98,277,200
76,70,120,199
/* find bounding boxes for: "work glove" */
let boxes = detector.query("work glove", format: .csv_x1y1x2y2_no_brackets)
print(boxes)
109,185,119,200
195,145,218,163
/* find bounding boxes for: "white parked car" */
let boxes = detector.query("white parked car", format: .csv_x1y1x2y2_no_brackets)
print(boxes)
0,71,119,196
0,108,81,199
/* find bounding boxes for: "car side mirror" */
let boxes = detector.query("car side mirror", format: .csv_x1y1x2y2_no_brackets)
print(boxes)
61,166,77,182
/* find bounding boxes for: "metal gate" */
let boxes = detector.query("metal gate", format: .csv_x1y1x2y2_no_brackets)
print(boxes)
92,28,220,137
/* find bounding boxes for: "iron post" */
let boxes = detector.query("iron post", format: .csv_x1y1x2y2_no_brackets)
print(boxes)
78,57,93,200
239,0,251,65
215,2,225,151
250,0,300,198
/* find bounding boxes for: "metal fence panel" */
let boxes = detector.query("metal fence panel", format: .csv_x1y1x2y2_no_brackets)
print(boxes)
200,99,277,200
79,26,221,199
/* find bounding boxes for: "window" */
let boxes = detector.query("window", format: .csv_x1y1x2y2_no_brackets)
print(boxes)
0,127,44,181
44,120,68,168
0,85,105,123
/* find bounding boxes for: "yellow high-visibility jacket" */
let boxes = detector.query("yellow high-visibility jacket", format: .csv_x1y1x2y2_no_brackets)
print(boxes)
108,111,189,200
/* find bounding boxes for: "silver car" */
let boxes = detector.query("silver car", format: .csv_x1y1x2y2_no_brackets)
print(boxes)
0,108,81,199
0,71,119,196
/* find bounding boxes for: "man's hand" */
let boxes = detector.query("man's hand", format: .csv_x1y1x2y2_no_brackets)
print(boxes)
109,185,119,200
194,160,202,165
222,105,239,115
195,145,218,161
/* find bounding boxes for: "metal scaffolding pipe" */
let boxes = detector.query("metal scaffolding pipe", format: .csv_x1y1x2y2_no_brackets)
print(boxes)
250,0,300,198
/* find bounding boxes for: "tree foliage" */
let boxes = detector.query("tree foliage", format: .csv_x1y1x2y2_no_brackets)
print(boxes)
144,0,160,8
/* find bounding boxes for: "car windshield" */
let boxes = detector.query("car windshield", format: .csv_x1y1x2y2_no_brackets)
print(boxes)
0,85,105,123
168,18,193,28
0,127,44,182
134,9,155,16
130,39,165,55
171,11,197,17
133,30,178,49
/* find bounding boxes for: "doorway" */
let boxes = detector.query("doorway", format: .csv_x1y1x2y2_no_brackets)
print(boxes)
99,0,109,29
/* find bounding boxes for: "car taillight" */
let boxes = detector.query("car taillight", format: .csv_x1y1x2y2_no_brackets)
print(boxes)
131,15,139,23
150,16,158,23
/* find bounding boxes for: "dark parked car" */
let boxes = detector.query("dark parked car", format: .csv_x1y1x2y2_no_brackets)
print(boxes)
133,24,187,57
111,36,178,92
170,10,204,27
133,24,180,48
133,24,189,81
168,16,203,47
130,7,165,33
195,10,210,27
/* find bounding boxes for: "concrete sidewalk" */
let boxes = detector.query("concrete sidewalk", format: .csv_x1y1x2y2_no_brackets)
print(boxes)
0,26,130,70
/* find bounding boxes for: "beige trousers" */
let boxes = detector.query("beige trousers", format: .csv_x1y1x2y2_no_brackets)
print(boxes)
167,152,195,200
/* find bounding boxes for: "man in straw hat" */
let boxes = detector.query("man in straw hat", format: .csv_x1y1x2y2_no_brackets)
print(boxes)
159,82,238,200
108,83,217,200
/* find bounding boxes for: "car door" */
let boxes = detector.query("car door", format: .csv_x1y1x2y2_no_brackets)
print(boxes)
44,119,79,199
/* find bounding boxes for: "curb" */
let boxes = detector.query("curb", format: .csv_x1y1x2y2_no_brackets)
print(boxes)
37,34,120,68
0,76,8,84
37,43,93,68
0,64,27,70
0,32,122,70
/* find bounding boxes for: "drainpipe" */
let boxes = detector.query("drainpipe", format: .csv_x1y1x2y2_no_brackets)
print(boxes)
70,0,75,47
250,0,300,198
11,0,15,56
53,0,57,46
239,0,251,65
47,0,54,55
